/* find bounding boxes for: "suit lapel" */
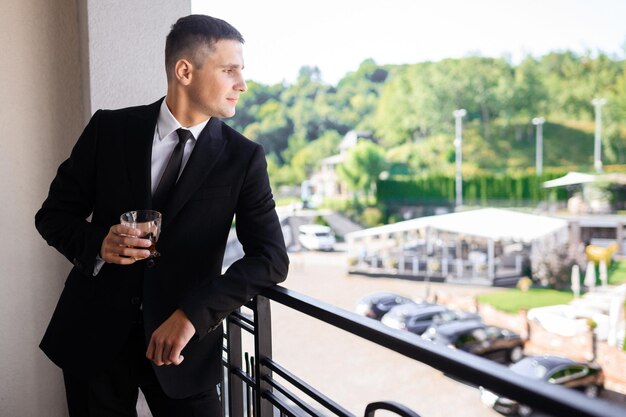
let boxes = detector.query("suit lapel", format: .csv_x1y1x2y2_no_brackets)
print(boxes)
123,99,163,210
161,117,226,229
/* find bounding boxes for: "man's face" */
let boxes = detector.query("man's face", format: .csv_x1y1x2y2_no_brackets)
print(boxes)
187,39,247,119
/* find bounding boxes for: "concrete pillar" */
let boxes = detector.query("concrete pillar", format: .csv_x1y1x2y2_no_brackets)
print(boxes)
616,222,624,255
569,221,582,259
0,1,189,416
488,239,495,280
79,0,190,117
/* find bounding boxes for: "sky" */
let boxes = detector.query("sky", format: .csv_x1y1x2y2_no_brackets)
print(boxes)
193,0,626,86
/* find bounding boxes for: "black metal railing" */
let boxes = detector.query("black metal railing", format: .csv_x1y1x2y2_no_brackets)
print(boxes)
221,285,624,417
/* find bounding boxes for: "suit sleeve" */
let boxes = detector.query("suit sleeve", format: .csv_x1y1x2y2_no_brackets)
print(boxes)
35,110,109,276
179,145,289,337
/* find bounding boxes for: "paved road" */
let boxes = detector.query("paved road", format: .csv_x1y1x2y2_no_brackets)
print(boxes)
266,247,505,417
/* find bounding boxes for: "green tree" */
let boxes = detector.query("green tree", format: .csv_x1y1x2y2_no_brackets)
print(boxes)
338,141,388,201
282,66,339,141
607,69,626,163
242,99,293,158
373,57,513,146
332,59,388,132
229,50,626,180
290,130,342,182
502,57,547,137
228,81,285,132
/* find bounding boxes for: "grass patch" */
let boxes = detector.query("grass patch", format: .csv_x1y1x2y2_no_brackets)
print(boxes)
275,197,301,206
477,288,575,314
609,259,626,285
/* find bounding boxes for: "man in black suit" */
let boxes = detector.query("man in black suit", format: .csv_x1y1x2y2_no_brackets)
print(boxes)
35,14,288,416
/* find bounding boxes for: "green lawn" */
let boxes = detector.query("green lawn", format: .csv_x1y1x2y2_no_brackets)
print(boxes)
477,288,575,314
471,259,626,314
275,197,301,206
609,259,626,285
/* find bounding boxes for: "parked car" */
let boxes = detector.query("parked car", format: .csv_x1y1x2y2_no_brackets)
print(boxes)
355,292,425,320
298,224,335,251
381,303,481,335
421,320,524,364
479,355,604,416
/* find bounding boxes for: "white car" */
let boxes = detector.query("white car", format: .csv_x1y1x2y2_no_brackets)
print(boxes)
298,224,335,251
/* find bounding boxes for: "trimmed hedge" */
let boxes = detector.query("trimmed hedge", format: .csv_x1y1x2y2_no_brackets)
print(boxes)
377,173,569,205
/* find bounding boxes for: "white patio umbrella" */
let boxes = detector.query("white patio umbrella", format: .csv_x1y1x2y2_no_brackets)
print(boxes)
608,291,626,347
584,261,596,290
599,260,608,287
571,265,581,298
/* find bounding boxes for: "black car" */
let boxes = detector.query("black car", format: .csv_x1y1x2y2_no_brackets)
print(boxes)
479,355,604,416
381,303,481,335
355,292,425,320
421,320,524,364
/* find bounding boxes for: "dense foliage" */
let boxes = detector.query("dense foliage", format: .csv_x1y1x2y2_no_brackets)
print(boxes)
226,52,626,191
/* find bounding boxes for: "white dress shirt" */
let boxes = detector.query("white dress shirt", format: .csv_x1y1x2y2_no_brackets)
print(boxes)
93,99,210,275
151,100,209,194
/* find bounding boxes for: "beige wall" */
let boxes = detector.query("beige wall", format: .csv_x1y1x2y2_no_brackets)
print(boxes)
0,1,188,415
0,1,83,415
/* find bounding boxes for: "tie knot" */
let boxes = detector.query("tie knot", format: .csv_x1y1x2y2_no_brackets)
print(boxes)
176,128,193,145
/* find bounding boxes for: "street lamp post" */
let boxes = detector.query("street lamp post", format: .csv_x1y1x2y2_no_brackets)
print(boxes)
591,98,607,173
532,117,545,176
453,109,467,208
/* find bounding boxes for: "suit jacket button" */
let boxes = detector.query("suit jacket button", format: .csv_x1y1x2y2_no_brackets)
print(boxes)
146,259,155,268
131,296,141,305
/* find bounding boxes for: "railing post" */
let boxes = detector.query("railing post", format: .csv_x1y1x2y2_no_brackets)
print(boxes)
226,312,245,417
253,295,274,417
364,401,422,417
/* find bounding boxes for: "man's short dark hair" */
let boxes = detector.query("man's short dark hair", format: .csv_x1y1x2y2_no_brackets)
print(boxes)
165,15,244,80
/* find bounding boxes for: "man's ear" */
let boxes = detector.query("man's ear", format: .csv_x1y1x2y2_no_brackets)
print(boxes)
174,59,193,85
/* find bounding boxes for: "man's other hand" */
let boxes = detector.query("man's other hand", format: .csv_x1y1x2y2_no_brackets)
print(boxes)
100,224,152,264
146,309,195,366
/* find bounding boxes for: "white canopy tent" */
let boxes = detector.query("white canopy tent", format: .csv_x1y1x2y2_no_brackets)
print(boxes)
542,172,597,188
346,208,569,283
347,208,568,242
542,171,626,188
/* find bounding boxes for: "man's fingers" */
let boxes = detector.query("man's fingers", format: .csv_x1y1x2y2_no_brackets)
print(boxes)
146,337,155,362
112,224,142,237
147,311,194,367
116,246,151,259
153,340,164,366
169,344,184,366
108,233,151,249
101,249,148,264
162,345,173,366
101,235,151,264
124,237,153,248
147,338,185,366
101,224,153,265
109,254,137,265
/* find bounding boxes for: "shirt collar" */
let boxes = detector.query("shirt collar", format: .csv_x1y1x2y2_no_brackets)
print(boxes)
157,99,210,141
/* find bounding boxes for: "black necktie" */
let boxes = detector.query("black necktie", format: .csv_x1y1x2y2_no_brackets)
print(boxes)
152,128,193,212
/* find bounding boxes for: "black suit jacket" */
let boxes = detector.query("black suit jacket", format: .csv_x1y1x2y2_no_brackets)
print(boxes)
35,98,289,398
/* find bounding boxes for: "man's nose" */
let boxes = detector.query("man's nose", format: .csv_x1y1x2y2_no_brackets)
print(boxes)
237,75,247,92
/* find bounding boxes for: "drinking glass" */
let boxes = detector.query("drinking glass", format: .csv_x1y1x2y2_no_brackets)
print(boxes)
120,210,162,258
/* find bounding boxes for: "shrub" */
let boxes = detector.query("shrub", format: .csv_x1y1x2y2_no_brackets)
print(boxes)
530,244,577,289
360,207,383,227
313,215,329,227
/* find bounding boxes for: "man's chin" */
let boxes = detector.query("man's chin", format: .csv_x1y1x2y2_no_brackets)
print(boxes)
221,109,236,119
